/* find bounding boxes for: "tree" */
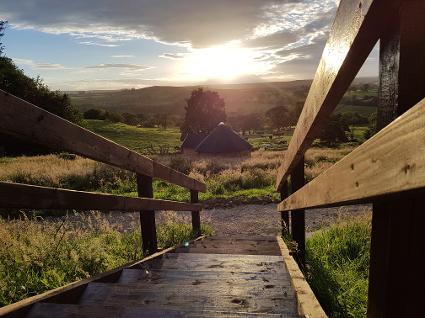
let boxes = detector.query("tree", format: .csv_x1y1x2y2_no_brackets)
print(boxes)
84,108,106,120
319,114,350,145
265,105,291,131
181,88,226,139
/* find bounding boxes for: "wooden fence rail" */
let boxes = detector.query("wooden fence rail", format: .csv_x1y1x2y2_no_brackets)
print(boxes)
0,182,202,212
0,89,206,193
278,97,425,211
275,0,400,190
275,0,425,316
0,89,207,255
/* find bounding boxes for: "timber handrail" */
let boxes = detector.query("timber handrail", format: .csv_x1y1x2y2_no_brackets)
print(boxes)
275,0,400,190
275,0,425,316
0,88,206,255
0,182,202,212
278,97,425,211
0,89,206,192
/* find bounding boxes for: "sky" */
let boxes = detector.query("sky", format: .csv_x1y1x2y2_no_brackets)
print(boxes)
0,0,378,91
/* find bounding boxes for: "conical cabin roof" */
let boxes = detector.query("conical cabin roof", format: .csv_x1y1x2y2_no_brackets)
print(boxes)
195,123,252,154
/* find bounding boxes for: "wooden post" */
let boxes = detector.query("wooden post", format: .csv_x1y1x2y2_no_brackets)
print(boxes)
137,174,157,255
280,180,290,237
290,157,305,265
367,2,425,317
190,190,201,237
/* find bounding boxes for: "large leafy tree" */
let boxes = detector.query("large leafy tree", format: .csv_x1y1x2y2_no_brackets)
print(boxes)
265,105,291,130
319,114,350,145
0,23,82,155
181,88,226,139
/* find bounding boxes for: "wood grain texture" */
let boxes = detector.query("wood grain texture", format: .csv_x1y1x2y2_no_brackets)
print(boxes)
277,237,327,318
275,0,400,189
137,174,158,255
0,90,206,192
0,182,202,211
278,97,425,211
367,2,425,317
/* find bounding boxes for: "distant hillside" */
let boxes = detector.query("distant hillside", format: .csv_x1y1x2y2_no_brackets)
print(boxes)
68,81,312,116
68,78,378,116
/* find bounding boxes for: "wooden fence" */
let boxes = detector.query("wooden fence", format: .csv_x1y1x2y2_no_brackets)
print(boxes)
276,0,424,316
0,89,206,255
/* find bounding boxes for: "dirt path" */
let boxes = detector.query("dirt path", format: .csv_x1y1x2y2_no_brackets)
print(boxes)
200,203,371,237
63,203,371,236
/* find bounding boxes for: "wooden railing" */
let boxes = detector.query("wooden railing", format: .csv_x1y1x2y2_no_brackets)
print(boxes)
0,89,206,255
276,0,424,316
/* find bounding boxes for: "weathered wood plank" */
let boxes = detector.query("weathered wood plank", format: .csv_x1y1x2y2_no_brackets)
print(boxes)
79,283,297,315
277,237,327,318
275,0,401,189
0,182,202,212
153,161,206,192
118,269,292,286
278,97,425,211
0,89,206,192
290,159,305,265
28,303,298,318
367,2,425,317
190,190,201,236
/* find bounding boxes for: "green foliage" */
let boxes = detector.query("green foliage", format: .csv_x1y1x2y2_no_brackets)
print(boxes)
265,105,291,130
83,108,106,120
168,157,192,175
0,58,81,124
181,88,226,139
306,218,371,318
0,213,213,306
319,114,350,145
82,120,181,154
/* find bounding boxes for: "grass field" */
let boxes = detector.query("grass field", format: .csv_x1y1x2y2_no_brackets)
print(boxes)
82,120,181,154
306,213,371,318
0,212,213,306
336,104,376,117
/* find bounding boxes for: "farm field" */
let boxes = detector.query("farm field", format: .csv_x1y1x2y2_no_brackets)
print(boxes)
82,120,181,154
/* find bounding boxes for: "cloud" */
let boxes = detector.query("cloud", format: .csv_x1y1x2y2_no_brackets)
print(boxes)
111,54,134,58
79,41,119,47
0,0,319,49
159,53,186,60
85,63,151,70
13,57,68,70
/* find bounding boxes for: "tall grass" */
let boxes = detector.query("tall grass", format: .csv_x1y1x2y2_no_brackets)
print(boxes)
0,212,213,306
0,148,353,205
305,215,371,318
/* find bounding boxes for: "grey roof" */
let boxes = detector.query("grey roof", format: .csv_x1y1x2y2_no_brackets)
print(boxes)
195,124,252,154
181,133,208,149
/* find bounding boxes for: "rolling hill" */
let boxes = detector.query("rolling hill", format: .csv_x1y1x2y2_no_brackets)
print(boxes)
68,78,377,117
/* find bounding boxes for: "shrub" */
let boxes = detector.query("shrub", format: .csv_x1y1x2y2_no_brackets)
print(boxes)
168,156,192,175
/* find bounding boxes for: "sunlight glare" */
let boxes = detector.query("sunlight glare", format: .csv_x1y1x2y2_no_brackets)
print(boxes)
181,43,270,81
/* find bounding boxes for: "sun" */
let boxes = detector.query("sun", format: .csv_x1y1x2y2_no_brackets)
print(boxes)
180,43,270,81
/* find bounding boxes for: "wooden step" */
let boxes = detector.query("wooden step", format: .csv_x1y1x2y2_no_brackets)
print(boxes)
78,282,297,314
175,247,280,255
27,303,299,318
133,253,287,274
118,269,292,287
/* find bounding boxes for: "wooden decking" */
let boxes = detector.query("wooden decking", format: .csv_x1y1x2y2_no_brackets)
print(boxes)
20,236,308,318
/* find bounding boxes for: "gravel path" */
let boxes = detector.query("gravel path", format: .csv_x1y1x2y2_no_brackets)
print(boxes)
201,203,371,237
64,203,371,236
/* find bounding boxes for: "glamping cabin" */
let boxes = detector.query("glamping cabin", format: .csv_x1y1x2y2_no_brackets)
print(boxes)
181,122,252,156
